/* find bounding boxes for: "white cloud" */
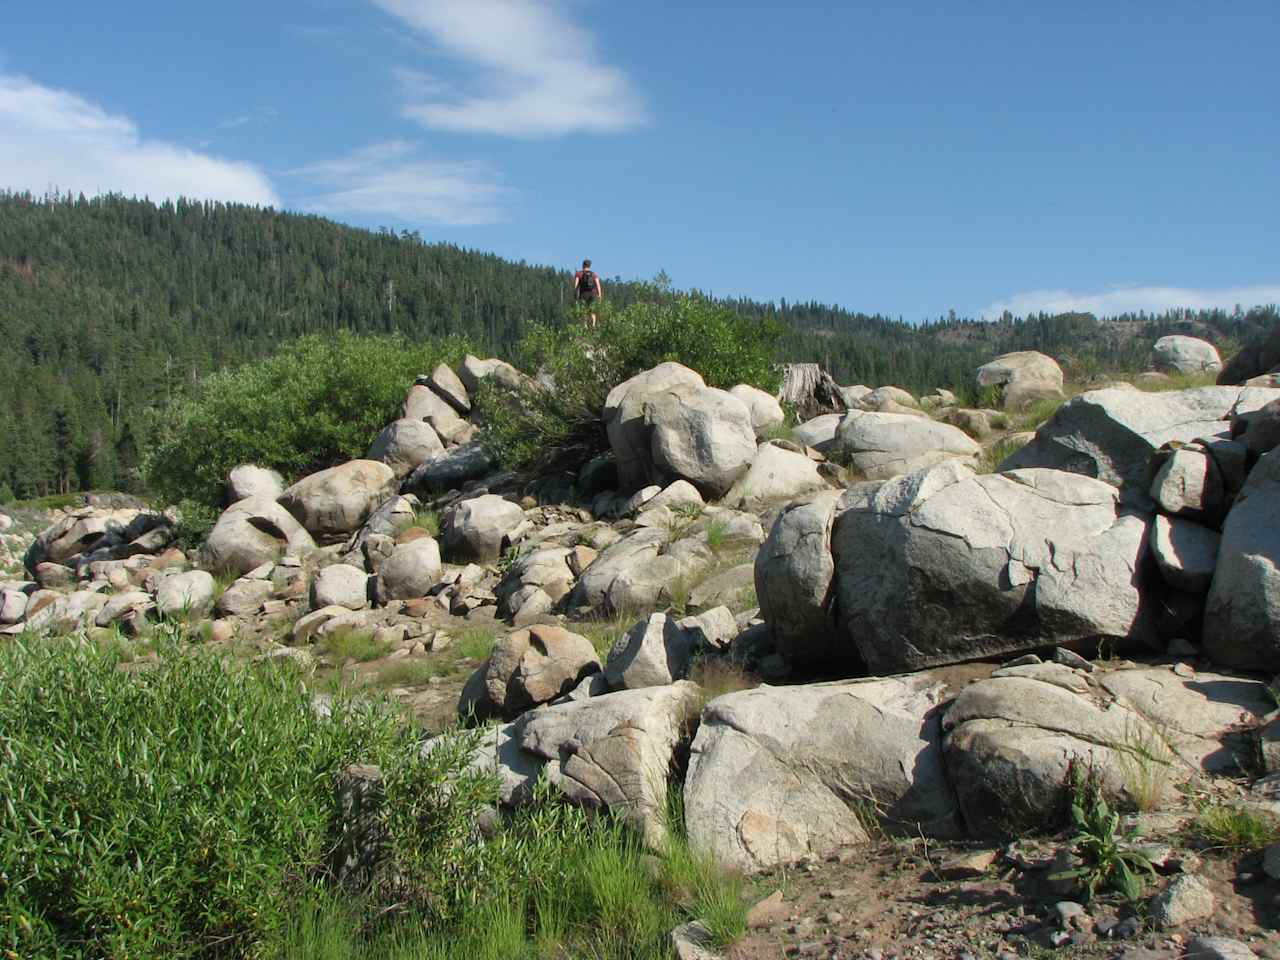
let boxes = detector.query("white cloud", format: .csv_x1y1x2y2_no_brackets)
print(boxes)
289,141,510,225
0,73,280,206
982,284,1280,319
219,106,280,130
373,0,646,137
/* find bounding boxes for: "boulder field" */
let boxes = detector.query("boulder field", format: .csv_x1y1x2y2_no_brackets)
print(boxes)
8,346,1280,946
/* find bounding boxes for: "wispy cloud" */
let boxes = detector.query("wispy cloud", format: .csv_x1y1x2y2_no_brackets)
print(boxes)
289,141,510,225
373,0,646,137
219,106,280,130
0,73,280,206
982,284,1280,319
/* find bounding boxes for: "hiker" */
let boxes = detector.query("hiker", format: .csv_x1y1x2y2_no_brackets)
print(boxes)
573,259,602,327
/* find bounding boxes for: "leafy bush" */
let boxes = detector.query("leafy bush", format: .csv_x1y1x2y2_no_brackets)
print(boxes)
477,295,784,474
1051,769,1156,902
0,630,492,959
144,332,472,507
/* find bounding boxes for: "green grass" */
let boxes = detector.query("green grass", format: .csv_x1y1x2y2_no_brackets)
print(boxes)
407,508,441,538
1134,370,1220,392
375,658,451,688
0,629,750,960
573,610,638,662
320,626,392,663
704,518,729,552
1190,804,1280,852
456,625,499,661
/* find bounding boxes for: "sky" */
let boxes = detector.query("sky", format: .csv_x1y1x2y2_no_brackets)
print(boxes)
2,0,1278,322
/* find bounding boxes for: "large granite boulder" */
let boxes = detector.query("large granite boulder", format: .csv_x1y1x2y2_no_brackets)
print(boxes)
832,462,1157,674
791,413,842,453
722,443,827,512
1203,449,1280,670
728,384,785,439
440,494,529,564
1150,515,1219,594
279,460,398,543
647,386,757,499
942,673,1174,837
1152,336,1223,375
403,442,496,496
495,546,577,620
366,418,444,478
25,506,174,573
604,362,706,492
427,363,471,415
458,354,526,394
310,563,369,611
227,464,285,502
459,624,601,719
686,675,962,873
976,351,1064,411
754,492,843,666
402,383,468,442
604,612,697,690
1003,386,1280,506
203,497,317,575
831,411,980,480
155,570,216,619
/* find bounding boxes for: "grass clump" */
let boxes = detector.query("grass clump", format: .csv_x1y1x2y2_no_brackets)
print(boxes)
456,625,498,661
321,626,392,663
689,656,759,706
1191,804,1280,852
1134,371,1220,393
407,508,441,538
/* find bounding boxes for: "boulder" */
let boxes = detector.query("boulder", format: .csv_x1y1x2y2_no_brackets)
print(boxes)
339,495,418,564
496,547,577,619
1098,665,1272,775
24,589,107,633
723,443,827,511
402,384,468,441
604,613,697,690
1233,397,1280,457
728,384,785,439
1149,515,1219,594
570,527,712,616
279,460,399,543
642,480,704,514
1203,449,1280,670
604,362,706,492
947,408,993,439
831,411,981,480
857,385,919,411
94,591,154,628
791,413,842,453
366,418,444,479
648,386,757,498
1149,446,1225,521
1152,336,1222,375
203,496,317,575
755,492,842,666
155,570,216,619
440,494,529,564
227,464,285,502
25,506,174,572
427,363,471,415
0,588,28,625
1003,386,1280,506
976,351,1064,410
685,674,962,873
688,563,755,612
461,624,601,718
458,354,526,394
310,563,369,611
453,682,702,845
375,537,443,602
832,463,1156,674
403,441,496,495
215,577,274,618
942,674,1175,836
839,384,872,408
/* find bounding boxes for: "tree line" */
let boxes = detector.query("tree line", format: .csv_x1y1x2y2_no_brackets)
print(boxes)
0,190,1275,499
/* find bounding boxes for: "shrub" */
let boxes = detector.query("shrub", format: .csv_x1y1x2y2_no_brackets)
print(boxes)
143,332,472,507
0,630,493,959
477,295,784,474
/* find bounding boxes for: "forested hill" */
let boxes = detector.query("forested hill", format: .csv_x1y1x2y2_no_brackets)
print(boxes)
1,191,1276,499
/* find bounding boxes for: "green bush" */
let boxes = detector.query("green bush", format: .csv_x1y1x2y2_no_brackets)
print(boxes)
0,630,493,959
143,332,472,507
478,295,784,474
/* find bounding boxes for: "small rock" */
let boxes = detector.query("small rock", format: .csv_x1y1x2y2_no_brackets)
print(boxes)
1150,874,1215,928
670,920,720,960
1052,647,1094,672
941,849,999,879
748,890,789,929
1054,901,1087,930
1002,653,1042,667
822,911,845,925
1112,915,1143,940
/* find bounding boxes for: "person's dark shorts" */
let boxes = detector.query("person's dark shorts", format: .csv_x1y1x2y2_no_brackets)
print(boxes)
577,292,597,304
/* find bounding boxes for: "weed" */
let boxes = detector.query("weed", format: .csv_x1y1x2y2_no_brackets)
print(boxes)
1190,804,1280,852
689,656,758,705
1116,719,1176,813
704,517,729,552
408,507,441,538
575,610,639,662
1051,768,1157,902
976,435,1028,474
375,659,449,688
495,545,527,575
1014,394,1068,430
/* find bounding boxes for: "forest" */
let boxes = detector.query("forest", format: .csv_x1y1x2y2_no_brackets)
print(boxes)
1,190,1276,499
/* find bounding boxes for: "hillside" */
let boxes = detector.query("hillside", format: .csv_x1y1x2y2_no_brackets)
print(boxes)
1,191,1276,500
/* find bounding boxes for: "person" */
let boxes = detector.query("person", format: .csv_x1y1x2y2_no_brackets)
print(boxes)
573,258,603,327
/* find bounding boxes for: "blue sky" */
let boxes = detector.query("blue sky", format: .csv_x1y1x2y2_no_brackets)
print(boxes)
2,0,1278,321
